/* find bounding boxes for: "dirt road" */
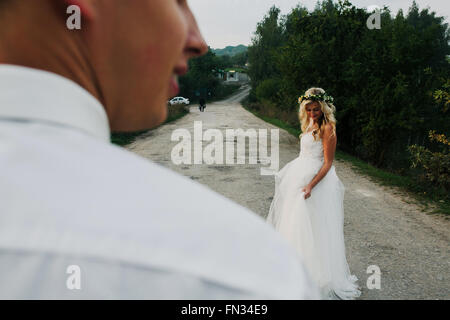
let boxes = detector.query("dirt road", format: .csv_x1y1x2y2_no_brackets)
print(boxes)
126,88,449,300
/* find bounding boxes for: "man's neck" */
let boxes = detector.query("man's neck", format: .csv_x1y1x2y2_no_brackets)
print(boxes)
0,0,103,107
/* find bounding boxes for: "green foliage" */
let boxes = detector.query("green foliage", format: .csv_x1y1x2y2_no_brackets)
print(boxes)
433,79,450,113
212,45,248,57
179,48,220,100
111,104,189,146
255,78,281,101
248,6,285,94
247,0,450,170
110,130,148,147
408,143,449,191
179,47,248,102
407,81,450,193
215,52,248,70
231,51,249,66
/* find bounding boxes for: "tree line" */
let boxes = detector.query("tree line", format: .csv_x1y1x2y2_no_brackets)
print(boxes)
178,47,248,102
246,0,449,192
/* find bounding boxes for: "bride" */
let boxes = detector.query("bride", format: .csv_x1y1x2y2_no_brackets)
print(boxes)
266,87,361,300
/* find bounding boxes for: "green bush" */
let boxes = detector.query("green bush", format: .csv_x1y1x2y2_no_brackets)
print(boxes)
408,128,450,192
255,78,281,102
408,143,450,191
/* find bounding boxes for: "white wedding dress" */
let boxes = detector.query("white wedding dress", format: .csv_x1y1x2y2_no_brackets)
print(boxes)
266,126,361,300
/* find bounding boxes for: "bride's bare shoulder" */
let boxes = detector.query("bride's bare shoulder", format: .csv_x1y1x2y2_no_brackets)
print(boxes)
322,123,337,140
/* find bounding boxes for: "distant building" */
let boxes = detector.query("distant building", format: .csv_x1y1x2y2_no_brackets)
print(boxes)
226,70,238,82
222,70,249,83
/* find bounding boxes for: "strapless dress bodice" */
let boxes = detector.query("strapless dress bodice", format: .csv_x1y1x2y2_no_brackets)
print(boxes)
299,131,324,161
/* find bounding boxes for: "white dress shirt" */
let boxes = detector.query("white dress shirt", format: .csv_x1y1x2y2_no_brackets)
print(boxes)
0,64,319,299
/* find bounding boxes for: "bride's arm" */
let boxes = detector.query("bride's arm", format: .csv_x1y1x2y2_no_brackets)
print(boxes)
302,123,337,198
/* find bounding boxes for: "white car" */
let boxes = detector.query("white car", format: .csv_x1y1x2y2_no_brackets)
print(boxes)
168,97,190,106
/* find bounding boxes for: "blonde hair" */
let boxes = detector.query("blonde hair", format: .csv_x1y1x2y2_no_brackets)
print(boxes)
298,87,337,141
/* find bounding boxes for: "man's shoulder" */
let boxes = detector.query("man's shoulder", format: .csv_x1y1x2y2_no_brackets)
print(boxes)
88,139,241,207
1,125,317,299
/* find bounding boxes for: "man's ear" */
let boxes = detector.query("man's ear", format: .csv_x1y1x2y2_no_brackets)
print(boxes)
63,0,96,21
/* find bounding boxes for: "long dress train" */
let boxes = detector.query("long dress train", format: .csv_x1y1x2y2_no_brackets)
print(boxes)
266,128,361,300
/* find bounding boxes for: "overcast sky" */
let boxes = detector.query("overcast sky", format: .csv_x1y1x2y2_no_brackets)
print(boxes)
188,0,450,49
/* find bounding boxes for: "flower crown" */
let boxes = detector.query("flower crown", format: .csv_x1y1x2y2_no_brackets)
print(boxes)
298,93,334,104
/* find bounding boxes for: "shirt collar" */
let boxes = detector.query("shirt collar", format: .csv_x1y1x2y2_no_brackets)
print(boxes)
0,64,110,142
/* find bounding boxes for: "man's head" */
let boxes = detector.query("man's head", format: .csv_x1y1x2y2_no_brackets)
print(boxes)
0,0,208,132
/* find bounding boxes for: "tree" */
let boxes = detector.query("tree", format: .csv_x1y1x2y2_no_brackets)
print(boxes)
247,0,450,170
248,6,284,96
179,48,220,100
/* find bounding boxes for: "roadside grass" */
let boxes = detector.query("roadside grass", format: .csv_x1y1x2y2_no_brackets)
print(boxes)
111,104,189,146
242,100,450,216
334,149,449,215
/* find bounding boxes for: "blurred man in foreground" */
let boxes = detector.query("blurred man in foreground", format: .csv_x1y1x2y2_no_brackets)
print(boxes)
0,0,318,299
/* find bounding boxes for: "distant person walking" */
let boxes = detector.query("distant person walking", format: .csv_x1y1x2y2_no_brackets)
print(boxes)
199,97,206,112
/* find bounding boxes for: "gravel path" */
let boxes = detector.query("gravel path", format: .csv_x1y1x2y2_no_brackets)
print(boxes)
126,88,449,300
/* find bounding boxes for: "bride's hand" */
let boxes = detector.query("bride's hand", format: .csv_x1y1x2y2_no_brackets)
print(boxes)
301,185,312,199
